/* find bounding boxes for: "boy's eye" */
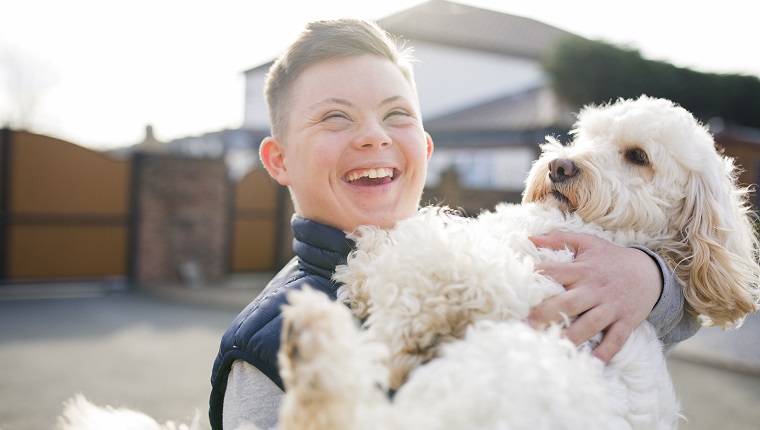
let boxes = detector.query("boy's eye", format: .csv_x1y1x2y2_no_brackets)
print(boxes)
322,111,350,121
384,109,411,121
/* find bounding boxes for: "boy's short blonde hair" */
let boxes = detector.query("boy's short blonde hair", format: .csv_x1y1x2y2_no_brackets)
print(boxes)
264,18,417,139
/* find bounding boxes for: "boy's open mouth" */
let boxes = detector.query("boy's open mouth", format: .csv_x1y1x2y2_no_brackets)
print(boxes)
345,167,396,186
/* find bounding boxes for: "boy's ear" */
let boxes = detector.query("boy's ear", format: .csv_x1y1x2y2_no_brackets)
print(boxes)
425,132,434,161
259,136,290,185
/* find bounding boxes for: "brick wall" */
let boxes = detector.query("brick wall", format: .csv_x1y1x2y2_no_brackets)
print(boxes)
132,152,230,286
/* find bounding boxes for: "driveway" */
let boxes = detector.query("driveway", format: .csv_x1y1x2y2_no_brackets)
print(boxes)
0,286,758,430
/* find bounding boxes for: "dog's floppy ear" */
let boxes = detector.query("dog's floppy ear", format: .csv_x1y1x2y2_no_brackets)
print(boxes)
667,154,760,328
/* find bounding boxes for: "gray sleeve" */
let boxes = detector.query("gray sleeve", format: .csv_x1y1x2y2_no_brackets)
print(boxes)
631,246,702,349
223,359,283,430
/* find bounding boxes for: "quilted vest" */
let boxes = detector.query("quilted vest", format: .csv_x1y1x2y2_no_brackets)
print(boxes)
208,217,353,429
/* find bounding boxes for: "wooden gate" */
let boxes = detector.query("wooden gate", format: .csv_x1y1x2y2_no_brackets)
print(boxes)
0,128,293,285
230,168,292,273
0,129,132,282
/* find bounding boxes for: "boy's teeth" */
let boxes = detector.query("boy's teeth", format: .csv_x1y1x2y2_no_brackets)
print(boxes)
347,168,394,182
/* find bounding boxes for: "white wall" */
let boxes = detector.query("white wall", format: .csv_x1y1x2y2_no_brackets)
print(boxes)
427,146,536,191
242,71,268,130
411,41,545,120
241,41,546,130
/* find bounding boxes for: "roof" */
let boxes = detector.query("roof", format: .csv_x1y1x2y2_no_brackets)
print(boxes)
244,0,578,74
240,0,579,142
378,0,578,60
425,87,575,133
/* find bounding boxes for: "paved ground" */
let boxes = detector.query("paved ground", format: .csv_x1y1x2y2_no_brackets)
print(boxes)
0,277,758,430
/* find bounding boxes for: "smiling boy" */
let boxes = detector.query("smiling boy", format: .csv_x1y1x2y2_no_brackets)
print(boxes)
209,19,432,430
259,54,432,232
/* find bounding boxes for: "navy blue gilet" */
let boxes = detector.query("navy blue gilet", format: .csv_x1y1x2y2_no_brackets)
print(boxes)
208,217,354,430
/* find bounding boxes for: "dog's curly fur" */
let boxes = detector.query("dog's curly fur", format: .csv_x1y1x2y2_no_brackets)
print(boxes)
55,394,203,430
56,96,760,430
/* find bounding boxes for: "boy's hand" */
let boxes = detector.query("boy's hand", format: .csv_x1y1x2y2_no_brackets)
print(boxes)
527,231,662,362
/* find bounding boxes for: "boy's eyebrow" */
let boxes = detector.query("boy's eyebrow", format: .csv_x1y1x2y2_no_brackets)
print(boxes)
380,95,406,106
308,98,353,110
308,95,410,111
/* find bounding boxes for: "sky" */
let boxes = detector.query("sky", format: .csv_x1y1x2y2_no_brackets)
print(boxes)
1,0,758,151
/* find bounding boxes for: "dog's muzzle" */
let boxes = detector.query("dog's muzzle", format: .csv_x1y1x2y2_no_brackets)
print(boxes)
545,158,579,210
548,158,578,183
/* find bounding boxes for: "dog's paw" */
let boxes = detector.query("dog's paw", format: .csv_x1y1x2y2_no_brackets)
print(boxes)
279,286,357,375
278,286,391,430
280,285,391,397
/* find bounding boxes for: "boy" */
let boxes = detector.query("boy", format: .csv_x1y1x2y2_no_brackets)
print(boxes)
209,18,698,430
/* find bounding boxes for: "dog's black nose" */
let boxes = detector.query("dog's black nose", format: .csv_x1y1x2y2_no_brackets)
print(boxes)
549,159,577,182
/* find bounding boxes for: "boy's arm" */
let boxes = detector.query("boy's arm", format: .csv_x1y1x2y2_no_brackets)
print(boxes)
223,360,283,430
632,245,702,348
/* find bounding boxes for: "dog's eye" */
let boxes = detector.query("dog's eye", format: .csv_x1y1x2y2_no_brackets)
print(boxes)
624,148,650,166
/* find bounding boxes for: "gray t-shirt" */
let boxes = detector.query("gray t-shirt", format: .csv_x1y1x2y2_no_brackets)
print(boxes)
223,360,283,430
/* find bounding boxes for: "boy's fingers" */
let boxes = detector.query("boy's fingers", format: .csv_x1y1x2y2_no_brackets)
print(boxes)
591,323,630,363
561,306,610,347
529,231,589,253
528,289,597,328
533,261,582,289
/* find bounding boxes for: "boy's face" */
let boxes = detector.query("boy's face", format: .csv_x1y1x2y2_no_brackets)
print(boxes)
260,54,433,232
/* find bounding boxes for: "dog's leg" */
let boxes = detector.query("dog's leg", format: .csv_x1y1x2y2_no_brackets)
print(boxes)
278,286,393,430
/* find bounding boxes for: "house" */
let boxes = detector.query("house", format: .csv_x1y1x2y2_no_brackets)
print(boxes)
241,0,577,204
181,0,760,212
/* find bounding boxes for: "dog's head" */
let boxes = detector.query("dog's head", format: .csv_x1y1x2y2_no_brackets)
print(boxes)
523,95,759,328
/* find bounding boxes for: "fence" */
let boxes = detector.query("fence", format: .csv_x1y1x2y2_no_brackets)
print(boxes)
0,129,292,287
6,127,754,288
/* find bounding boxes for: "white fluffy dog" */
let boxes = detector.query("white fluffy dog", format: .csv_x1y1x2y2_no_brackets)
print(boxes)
56,96,760,430
275,95,760,430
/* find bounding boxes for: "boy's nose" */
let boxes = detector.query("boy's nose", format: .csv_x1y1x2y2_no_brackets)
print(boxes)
355,123,392,148
361,139,391,148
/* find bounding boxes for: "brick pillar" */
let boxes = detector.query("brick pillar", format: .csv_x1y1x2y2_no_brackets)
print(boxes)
131,152,230,287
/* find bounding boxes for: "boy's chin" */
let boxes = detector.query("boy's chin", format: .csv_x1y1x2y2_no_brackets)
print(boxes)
305,202,419,232
347,212,406,232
